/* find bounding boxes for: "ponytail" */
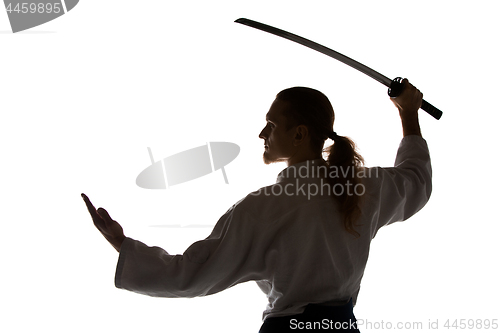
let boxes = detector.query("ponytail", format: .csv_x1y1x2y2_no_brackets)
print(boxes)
324,134,364,238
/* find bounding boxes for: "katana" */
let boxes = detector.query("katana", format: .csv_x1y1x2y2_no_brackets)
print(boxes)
235,18,443,120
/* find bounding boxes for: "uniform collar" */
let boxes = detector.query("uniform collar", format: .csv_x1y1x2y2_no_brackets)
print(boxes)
276,159,328,183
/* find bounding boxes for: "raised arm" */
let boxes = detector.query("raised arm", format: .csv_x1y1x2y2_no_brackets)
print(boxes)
363,80,432,236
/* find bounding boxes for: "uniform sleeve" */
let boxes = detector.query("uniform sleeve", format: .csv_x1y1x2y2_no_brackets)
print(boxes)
114,204,268,298
363,135,432,237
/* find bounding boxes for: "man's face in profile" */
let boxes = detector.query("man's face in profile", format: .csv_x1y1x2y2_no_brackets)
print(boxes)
259,99,297,165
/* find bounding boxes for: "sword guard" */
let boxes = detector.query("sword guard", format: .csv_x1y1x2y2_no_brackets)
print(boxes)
388,77,404,97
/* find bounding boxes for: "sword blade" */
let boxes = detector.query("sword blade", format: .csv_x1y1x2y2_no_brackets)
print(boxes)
235,18,392,87
235,18,443,120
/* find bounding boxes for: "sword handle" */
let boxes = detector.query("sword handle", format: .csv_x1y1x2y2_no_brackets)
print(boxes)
388,77,443,120
420,100,443,120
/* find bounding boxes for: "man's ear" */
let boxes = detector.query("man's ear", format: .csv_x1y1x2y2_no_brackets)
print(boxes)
293,125,309,146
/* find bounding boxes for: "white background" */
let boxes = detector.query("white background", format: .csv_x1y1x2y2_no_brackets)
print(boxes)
1,1,499,332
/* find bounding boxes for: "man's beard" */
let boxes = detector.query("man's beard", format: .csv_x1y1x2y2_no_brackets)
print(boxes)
263,151,272,165
262,150,281,165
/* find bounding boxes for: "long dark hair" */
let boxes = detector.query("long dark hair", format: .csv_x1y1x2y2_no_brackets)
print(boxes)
276,87,364,237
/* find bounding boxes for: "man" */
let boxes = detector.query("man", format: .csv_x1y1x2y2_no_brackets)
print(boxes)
82,79,431,332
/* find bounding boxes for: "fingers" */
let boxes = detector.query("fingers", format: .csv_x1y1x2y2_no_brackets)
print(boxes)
392,78,423,110
81,193,106,230
97,207,110,218
97,207,114,227
401,78,413,94
81,193,125,251
81,193,99,220
402,78,422,98
81,193,110,221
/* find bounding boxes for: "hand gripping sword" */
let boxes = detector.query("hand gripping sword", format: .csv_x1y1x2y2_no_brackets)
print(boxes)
235,18,443,120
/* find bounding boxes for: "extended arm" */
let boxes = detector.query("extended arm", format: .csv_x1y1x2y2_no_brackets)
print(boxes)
114,205,267,298
81,192,267,297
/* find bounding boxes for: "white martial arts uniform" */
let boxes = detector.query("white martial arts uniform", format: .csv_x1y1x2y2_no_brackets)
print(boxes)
115,135,432,320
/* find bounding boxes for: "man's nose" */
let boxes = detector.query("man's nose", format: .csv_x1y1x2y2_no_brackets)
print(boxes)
259,128,266,139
